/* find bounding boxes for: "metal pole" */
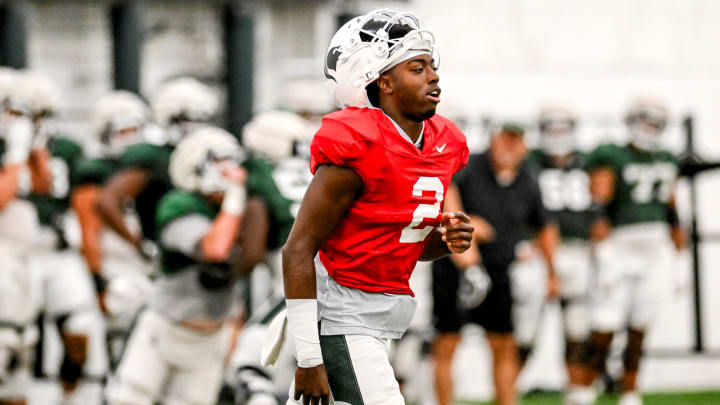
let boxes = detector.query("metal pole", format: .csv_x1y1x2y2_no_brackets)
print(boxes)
684,116,704,353
0,2,27,68
224,1,254,141
110,0,142,93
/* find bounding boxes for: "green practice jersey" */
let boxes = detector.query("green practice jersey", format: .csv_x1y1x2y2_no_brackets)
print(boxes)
74,156,121,186
119,142,174,241
156,190,218,275
526,150,593,240
585,143,678,227
243,156,295,250
26,137,83,228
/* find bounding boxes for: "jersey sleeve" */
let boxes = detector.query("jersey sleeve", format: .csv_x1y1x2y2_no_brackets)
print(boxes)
74,158,115,186
309,118,367,180
119,143,171,179
585,144,620,172
155,190,217,240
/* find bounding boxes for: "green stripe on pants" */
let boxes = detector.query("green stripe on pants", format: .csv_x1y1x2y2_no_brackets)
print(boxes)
320,334,365,405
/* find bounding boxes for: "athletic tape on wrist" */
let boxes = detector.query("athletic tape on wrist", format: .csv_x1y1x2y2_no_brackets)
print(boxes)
221,184,247,216
286,299,323,368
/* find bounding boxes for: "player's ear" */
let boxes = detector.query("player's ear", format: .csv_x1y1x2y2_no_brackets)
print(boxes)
377,73,393,95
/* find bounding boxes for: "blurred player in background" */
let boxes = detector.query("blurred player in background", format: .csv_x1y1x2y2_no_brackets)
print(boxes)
225,109,312,405
432,123,558,405
107,127,267,405
525,107,595,401
71,90,154,364
569,98,687,405
0,67,46,405
277,8,473,405
3,71,107,405
96,77,218,262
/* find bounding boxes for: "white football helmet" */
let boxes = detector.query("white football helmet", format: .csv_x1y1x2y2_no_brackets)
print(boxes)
538,106,577,157
150,77,219,144
169,126,245,194
242,110,315,163
324,9,438,108
92,91,151,157
8,70,61,119
625,97,668,152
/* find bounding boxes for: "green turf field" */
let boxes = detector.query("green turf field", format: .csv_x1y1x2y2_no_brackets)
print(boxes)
457,390,720,405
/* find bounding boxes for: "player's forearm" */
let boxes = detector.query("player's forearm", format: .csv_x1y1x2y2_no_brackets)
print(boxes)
202,185,246,262
419,228,451,261
28,148,52,194
537,224,559,277
231,197,268,276
96,195,137,245
201,213,242,262
72,186,104,273
282,239,319,299
0,165,22,210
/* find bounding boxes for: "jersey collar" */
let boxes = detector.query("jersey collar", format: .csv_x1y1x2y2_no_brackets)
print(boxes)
369,106,425,150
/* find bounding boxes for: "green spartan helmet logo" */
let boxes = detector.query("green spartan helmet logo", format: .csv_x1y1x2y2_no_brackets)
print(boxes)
324,46,342,82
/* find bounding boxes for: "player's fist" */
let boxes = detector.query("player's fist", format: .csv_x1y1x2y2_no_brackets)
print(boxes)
440,211,474,254
293,364,330,405
221,164,247,185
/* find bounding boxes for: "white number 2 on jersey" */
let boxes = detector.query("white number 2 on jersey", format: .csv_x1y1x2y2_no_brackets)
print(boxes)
400,176,444,243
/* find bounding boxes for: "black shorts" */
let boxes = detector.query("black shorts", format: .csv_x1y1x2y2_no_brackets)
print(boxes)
431,257,513,335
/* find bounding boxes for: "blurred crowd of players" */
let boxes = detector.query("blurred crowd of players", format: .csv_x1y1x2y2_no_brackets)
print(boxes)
0,65,687,405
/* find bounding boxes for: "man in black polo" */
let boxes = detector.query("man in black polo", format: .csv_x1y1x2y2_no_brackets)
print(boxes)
431,123,559,405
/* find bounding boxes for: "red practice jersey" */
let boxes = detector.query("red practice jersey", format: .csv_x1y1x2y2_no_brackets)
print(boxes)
310,107,469,295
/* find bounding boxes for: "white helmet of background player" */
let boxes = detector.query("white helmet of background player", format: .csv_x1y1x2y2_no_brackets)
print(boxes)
169,126,245,194
150,77,219,144
625,97,668,152
242,110,315,163
324,8,438,108
8,70,62,147
92,90,151,157
9,70,61,119
538,106,577,157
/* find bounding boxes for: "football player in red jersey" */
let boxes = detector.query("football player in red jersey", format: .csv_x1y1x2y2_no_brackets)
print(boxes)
280,9,473,405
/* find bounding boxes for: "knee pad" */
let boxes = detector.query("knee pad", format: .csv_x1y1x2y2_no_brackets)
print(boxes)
623,342,643,374
59,350,85,388
585,338,610,374
565,339,587,365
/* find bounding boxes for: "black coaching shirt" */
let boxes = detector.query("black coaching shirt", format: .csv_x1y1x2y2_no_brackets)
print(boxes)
453,152,549,280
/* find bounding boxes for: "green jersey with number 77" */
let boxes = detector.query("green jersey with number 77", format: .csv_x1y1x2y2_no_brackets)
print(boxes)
585,142,678,227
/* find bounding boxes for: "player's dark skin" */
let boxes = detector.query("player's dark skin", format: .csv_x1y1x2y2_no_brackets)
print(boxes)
282,54,474,405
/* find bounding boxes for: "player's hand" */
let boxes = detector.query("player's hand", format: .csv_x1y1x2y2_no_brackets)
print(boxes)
546,272,560,299
470,215,495,243
222,164,247,185
440,212,474,254
671,225,688,251
294,364,330,405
